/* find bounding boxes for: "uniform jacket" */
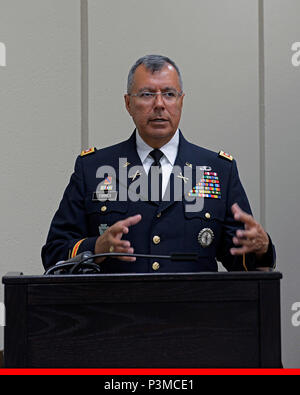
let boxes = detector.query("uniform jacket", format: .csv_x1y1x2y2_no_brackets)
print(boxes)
42,131,276,272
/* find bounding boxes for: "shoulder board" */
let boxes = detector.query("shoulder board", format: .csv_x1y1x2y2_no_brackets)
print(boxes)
81,147,96,157
218,150,233,162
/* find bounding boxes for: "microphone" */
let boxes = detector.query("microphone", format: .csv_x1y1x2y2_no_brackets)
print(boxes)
44,251,199,276
58,251,94,265
45,251,99,276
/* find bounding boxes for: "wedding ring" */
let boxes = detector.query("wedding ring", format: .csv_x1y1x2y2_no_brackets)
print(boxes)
109,246,115,253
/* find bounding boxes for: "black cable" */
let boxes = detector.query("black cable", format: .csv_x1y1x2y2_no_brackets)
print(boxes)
44,252,198,276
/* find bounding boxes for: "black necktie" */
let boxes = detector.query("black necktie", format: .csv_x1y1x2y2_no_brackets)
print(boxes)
149,149,163,201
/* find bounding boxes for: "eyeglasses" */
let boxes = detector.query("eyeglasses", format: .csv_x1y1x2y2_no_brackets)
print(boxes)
128,90,183,104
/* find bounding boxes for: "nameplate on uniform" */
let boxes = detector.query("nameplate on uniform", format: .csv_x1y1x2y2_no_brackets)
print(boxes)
92,191,118,201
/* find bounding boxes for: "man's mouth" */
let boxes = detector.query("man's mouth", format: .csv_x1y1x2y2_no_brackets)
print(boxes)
149,118,169,123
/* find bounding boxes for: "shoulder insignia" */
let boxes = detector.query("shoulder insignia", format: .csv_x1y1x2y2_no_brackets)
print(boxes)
218,150,233,162
81,147,96,157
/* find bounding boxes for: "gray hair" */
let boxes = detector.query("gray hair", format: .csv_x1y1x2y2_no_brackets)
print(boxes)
127,55,183,94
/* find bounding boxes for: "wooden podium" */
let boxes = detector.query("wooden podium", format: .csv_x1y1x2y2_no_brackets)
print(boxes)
2,271,282,368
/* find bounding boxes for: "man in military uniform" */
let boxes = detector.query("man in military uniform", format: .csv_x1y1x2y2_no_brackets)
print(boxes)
42,55,275,272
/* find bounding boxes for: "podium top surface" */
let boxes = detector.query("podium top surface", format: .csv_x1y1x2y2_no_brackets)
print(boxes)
2,271,282,285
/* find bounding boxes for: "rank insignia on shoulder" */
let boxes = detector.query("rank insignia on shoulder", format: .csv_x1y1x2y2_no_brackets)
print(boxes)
81,147,96,157
218,150,233,162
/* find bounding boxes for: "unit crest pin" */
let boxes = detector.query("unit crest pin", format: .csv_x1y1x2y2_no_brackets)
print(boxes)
198,228,214,247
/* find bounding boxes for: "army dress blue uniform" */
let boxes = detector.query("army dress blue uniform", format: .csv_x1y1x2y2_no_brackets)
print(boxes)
42,131,276,272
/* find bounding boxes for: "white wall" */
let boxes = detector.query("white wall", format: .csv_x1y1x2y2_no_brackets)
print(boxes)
264,0,300,369
0,0,299,368
0,0,81,347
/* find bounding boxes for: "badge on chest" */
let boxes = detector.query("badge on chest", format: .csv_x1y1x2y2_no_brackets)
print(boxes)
198,228,214,247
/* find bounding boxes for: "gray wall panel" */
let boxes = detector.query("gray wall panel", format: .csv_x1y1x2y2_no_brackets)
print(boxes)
265,0,300,368
0,0,81,348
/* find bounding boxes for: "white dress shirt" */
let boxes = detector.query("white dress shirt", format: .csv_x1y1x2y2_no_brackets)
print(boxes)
136,130,180,197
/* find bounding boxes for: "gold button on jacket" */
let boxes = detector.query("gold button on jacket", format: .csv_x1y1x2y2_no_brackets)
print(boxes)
152,262,160,271
153,235,161,245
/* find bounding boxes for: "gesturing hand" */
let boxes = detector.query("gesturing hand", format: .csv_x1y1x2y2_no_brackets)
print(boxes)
94,214,142,263
230,203,269,257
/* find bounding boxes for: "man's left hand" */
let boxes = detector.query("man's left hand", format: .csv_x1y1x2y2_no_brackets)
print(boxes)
230,203,269,257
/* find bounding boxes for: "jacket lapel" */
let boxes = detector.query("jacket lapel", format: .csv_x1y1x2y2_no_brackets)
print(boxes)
115,131,159,206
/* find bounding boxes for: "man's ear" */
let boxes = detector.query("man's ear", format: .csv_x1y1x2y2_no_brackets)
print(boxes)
179,93,185,109
124,94,132,116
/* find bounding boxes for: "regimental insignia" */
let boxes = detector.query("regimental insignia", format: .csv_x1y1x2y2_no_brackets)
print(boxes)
81,147,96,157
104,176,113,185
129,170,142,181
177,172,189,184
198,228,214,248
218,150,233,162
99,224,109,235
92,174,118,202
199,166,212,171
100,185,113,191
187,171,221,199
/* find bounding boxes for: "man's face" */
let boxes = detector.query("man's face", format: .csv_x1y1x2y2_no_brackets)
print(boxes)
125,64,185,148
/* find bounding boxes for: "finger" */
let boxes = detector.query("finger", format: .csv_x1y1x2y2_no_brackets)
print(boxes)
114,228,132,242
118,257,136,262
232,237,242,246
104,242,136,261
236,228,257,239
109,222,129,236
115,240,131,249
115,246,134,254
121,214,142,228
234,209,255,227
109,215,142,236
107,236,131,249
231,204,256,227
116,248,137,262
233,236,256,248
230,246,250,256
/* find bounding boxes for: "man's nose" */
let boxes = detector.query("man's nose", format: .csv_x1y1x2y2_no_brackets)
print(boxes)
153,93,165,109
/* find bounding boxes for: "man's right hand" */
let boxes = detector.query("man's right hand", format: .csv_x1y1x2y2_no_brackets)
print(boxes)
94,214,142,263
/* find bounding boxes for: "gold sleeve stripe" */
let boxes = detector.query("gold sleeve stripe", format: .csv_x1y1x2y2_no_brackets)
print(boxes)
71,239,87,258
243,253,248,272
